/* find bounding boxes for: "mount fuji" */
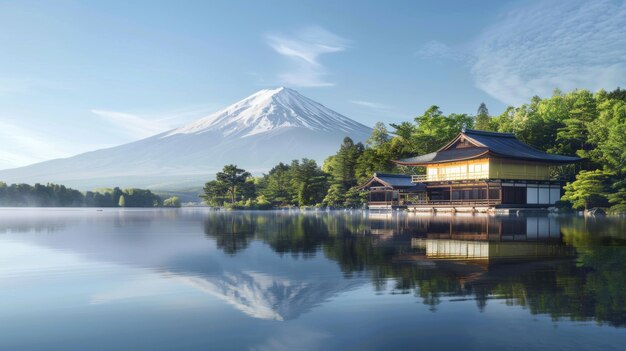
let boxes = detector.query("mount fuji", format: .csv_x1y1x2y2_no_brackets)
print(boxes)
0,87,372,190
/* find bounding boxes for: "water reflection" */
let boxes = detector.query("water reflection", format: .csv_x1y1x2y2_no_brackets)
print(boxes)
202,211,626,326
1,209,625,328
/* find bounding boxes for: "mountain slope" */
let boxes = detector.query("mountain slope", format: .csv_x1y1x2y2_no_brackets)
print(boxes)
168,87,368,137
0,87,372,190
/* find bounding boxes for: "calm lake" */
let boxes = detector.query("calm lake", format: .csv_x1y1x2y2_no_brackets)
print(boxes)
1,209,625,350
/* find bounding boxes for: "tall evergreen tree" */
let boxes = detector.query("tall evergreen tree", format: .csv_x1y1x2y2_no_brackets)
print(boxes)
215,164,251,204
201,180,228,206
475,102,492,130
562,170,609,210
290,159,328,206
325,137,364,190
262,162,293,205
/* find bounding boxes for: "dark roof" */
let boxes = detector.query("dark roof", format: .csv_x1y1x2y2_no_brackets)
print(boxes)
462,130,581,163
374,173,415,187
359,173,426,190
395,129,581,165
395,147,489,165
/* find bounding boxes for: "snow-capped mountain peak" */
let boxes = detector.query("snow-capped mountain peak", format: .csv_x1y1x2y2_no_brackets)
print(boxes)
166,87,370,138
0,87,372,189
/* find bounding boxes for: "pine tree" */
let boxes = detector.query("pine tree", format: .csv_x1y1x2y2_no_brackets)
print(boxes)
475,102,492,131
201,180,227,206
215,164,251,204
262,162,293,205
562,170,608,210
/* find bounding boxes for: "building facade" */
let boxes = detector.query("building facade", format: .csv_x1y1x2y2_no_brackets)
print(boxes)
390,129,580,209
359,173,426,210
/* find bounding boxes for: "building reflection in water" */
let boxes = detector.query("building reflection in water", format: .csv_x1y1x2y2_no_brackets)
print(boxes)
200,211,625,326
402,214,573,261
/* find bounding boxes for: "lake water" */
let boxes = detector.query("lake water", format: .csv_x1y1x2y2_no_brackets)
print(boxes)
1,209,625,350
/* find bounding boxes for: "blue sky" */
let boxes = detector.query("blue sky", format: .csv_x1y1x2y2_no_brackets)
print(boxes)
1,0,625,169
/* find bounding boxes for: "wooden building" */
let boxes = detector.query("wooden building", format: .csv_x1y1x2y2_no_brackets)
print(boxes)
391,129,580,210
359,173,426,210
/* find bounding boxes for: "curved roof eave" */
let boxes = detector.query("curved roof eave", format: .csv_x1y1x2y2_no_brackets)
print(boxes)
393,149,490,166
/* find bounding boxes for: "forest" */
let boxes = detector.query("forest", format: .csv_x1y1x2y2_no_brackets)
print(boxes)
0,182,181,207
202,88,626,212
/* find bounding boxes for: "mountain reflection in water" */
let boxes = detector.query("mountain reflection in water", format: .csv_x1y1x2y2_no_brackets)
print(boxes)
0,209,625,329
202,211,626,326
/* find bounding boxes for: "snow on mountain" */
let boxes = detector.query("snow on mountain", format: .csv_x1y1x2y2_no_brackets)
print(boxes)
0,87,372,190
166,87,369,138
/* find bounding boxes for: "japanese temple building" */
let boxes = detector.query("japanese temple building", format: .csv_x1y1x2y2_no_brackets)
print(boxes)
359,173,426,210
363,129,581,211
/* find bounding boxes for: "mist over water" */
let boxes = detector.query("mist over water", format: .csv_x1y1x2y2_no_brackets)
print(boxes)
1,209,625,350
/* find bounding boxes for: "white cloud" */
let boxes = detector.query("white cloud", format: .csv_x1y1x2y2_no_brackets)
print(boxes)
472,0,626,105
267,26,349,87
91,110,182,138
414,40,465,61
0,120,72,169
92,105,220,139
350,100,390,109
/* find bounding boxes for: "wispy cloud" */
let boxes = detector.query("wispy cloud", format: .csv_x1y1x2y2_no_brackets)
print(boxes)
0,120,71,169
91,106,216,139
266,26,349,87
350,100,390,109
414,40,465,61
471,0,626,105
91,110,178,138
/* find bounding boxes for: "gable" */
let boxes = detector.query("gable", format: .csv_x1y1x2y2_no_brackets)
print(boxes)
448,137,477,149
440,133,483,151
369,180,386,188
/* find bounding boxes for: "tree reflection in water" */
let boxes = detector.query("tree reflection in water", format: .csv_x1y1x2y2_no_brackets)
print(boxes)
203,211,626,327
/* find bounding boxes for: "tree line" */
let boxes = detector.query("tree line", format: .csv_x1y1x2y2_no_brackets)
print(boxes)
202,87,626,212
0,182,181,207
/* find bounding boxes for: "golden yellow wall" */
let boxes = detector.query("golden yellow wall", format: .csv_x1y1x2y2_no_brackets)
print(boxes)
488,158,551,180
426,159,489,181
424,157,551,181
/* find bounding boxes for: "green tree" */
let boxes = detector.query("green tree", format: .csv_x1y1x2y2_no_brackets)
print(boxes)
201,180,228,206
325,137,364,190
556,89,597,156
562,170,609,210
163,196,181,207
323,183,344,207
118,195,126,207
608,179,626,212
606,87,626,102
355,123,398,183
262,162,293,206
343,186,367,208
475,102,492,131
367,122,391,148
122,188,161,207
290,159,328,206
391,105,473,156
215,164,251,204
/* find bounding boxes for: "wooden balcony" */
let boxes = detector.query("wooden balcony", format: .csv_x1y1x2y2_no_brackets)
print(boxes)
408,199,500,206
412,172,490,183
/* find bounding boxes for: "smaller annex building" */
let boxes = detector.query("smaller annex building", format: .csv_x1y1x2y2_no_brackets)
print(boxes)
359,173,425,210
362,129,581,211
